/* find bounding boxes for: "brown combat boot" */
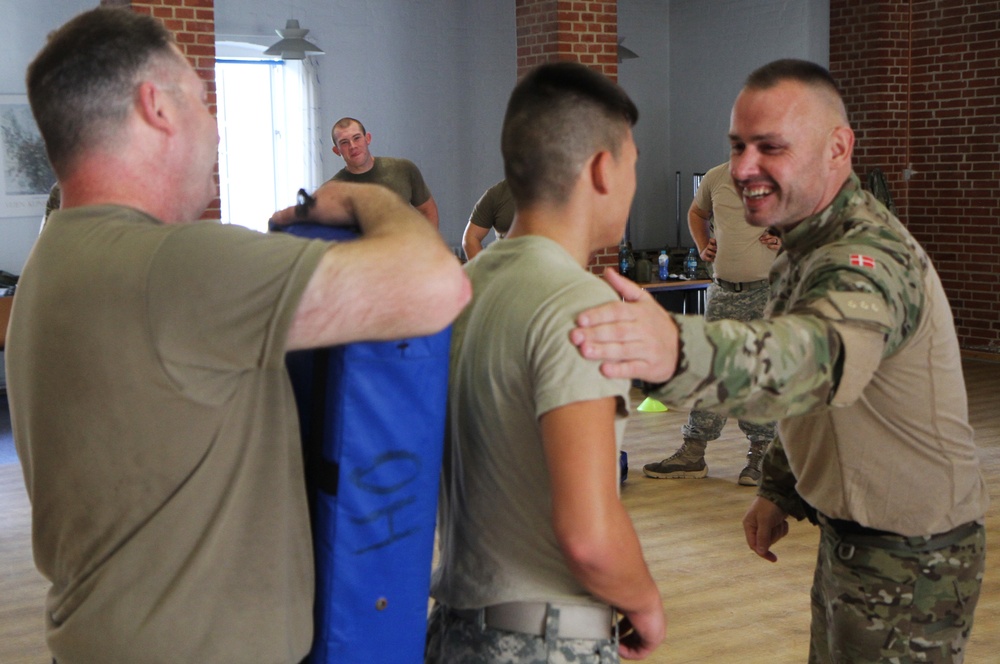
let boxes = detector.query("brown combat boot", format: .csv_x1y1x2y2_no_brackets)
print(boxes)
642,438,708,479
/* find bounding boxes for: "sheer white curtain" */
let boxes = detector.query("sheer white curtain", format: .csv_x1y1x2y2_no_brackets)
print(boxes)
272,58,323,203
298,56,325,191
216,55,322,232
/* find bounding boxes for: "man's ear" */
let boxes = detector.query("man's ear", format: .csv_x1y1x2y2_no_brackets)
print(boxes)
830,126,855,166
136,81,175,135
589,150,611,195
332,144,342,157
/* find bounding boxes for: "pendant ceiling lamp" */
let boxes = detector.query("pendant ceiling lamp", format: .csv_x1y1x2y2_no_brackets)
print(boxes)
617,38,639,63
264,19,324,60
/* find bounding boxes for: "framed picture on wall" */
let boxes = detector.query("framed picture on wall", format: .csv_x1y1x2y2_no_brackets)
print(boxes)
0,94,55,219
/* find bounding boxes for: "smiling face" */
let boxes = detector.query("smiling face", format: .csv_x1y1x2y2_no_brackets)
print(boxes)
332,121,374,173
728,79,854,230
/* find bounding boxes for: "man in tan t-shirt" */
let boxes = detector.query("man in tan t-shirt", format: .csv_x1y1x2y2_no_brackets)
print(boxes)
643,161,780,485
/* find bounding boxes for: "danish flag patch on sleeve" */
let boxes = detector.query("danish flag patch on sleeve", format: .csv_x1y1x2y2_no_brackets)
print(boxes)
850,254,876,269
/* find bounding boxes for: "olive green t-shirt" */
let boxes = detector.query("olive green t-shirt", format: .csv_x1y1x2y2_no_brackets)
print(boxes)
330,156,432,208
468,179,515,238
7,206,327,662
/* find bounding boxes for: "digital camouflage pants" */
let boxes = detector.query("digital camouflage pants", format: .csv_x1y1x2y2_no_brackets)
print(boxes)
809,520,985,663
681,283,776,445
424,603,619,664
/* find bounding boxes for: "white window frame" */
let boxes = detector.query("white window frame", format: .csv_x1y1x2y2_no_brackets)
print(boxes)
215,48,323,232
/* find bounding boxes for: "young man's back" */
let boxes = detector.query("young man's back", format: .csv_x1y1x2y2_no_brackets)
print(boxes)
426,60,664,664
434,236,629,607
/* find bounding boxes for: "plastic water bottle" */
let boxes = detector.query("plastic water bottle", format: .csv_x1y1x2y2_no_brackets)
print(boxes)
685,247,698,279
618,241,635,280
658,250,669,281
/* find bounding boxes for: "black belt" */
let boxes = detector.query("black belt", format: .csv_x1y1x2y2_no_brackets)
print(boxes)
820,514,982,554
714,277,769,293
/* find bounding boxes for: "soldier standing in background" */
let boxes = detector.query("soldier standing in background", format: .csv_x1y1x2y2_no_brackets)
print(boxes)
643,161,779,486
462,178,515,260
570,59,987,662
329,117,440,228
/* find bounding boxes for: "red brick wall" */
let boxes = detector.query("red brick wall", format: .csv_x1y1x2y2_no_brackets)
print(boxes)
101,0,220,220
515,0,620,273
830,0,1000,354
515,0,619,80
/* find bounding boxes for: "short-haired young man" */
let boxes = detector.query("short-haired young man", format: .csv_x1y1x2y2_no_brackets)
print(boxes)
426,62,665,663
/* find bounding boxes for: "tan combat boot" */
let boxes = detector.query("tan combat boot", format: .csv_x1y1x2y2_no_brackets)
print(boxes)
642,438,708,479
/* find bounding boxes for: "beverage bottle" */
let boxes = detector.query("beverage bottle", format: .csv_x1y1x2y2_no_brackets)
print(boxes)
618,241,636,279
685,247,698,279
658,250,669,281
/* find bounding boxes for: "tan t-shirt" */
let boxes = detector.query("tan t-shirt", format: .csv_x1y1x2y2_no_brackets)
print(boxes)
431,236,629,609
695,162,775,283
7,206,327,662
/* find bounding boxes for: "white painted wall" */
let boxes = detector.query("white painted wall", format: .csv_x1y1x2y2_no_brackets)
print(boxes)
0,0,92,276
0,0,827,270
620,0,829,251
0,0,828,388
215,0,517,253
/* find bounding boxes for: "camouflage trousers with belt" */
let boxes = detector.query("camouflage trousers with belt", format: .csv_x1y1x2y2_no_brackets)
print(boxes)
809,519,986,663
682,282,776,443
424,603,619,664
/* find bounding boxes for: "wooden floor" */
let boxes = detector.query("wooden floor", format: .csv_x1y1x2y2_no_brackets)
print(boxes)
0,358,997,663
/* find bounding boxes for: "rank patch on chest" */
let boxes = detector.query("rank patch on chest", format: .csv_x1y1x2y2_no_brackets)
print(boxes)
850,254,876,269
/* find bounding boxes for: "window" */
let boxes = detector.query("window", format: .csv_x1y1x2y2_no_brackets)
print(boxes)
215,52,322,232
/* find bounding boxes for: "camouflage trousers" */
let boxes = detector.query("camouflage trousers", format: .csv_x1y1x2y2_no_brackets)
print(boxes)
809,518,986,663
681,283,776,443
424,603,619,664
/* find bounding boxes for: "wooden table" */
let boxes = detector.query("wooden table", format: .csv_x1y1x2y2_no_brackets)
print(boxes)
636,278,711,314
0,296,12,351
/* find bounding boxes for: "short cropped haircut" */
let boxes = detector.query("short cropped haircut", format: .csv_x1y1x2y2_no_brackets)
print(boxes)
26,7,178,177
501,62,638,208
331,117,367,142
744,59,848,122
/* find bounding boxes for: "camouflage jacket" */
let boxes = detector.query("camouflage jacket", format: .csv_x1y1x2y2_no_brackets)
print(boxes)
651,173,976,527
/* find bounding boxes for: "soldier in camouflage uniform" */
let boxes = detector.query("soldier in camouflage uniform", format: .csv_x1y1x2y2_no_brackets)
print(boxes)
571,59,988,663
644,161,779,485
